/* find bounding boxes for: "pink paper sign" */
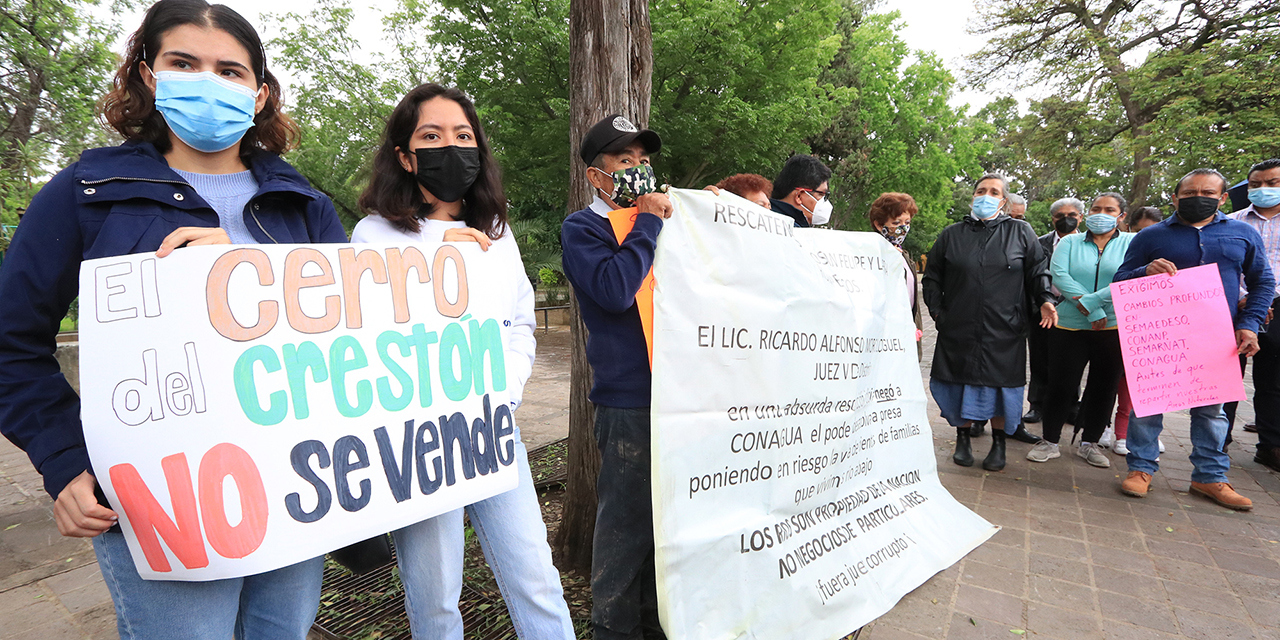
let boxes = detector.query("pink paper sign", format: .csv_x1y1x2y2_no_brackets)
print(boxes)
1111,264,1246,418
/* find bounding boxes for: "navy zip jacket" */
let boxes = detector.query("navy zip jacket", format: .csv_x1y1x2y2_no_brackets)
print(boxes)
770,198,811,228
1114,212,1275,333
560,203,663,407
0,141,348,499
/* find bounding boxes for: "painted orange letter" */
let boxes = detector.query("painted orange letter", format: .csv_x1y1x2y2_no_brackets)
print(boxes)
207,249,278,341
432,246,469,318
109,455,209,572
337,248,389,329
198,443,269,559
386,247,430,324
283,248,341,333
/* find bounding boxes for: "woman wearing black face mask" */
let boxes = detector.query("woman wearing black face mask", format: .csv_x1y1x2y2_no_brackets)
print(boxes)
352,84,574,639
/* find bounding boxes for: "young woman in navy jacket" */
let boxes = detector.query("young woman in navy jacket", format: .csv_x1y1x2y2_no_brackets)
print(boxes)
0,1,345,637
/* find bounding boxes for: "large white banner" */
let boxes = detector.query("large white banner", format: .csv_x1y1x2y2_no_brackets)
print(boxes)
79,243,519,580
652,189,996,640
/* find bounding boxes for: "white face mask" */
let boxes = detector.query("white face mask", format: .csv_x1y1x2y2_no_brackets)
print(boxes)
802,193,833,226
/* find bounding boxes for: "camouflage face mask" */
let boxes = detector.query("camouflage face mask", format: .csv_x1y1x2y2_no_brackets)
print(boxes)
595,164,657,208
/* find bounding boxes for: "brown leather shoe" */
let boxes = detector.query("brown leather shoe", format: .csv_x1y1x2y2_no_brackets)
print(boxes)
1120,471,1152,497
1189,482,1253,511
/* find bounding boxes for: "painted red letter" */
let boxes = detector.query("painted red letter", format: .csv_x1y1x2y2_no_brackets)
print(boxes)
109,455,209,572
198,443,269,559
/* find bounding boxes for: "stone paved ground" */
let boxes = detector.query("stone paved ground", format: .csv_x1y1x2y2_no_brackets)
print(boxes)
3,320,1278,639
860,315,1280,640
0,441,113,639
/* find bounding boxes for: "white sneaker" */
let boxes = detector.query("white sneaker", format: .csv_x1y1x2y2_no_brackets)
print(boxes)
1078,442,1111,468
1158,438,1165,453
1099,426,1115,449
1113,438,1129,455
1027,441,1060,462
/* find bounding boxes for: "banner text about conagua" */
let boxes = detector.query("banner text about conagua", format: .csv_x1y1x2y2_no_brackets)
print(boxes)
652,189,997,640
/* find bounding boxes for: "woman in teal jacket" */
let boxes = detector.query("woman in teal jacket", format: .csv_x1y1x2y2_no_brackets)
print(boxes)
1027,192,1134,468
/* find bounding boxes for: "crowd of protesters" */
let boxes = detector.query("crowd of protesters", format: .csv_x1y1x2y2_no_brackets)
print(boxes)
923,163,1278,515
0,1,1276,639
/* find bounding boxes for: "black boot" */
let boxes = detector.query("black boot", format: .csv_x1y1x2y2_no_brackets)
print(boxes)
1256,446,1280,473
969,420,987,437
983,429,1007,471
1010,423,1043,444
954,428,974,467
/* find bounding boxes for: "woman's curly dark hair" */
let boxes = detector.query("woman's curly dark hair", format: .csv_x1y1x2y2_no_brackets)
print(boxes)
99,0,299,157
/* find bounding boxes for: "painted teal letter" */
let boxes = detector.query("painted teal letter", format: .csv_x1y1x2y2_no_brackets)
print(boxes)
410,323,438,408
329,336,373,417
234,345,287,425
376,331,414,412
283,341,328,419
469,318,506,395
439,322,472,402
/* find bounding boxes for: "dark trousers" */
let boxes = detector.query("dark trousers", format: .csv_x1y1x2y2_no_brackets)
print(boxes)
591,405,665,640
1027,322,1050,410
1225,329,1280,451
1043,329,1123,444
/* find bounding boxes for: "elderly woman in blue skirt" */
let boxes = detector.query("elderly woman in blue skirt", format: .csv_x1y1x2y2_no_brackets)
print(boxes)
923,174,1058,471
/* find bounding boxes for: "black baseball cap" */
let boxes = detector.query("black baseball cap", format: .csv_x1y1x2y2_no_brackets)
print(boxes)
579,114,662,165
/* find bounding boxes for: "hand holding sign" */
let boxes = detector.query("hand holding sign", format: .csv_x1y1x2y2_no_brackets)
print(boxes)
80,243,521,580
1111,264,1245,417
54,471,118,537
1237,329,1260,357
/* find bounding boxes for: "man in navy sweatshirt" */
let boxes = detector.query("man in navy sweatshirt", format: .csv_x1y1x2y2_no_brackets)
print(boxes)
1113,168,1275,510
561,114,672,640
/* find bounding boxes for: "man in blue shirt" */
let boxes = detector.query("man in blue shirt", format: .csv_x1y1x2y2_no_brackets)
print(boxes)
1113,168,1275,510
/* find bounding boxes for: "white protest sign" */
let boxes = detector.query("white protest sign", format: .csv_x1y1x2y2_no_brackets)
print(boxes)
652,189,996,640
79,243,519,581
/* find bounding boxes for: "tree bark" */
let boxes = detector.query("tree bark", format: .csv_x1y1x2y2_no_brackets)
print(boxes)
553,0,652,576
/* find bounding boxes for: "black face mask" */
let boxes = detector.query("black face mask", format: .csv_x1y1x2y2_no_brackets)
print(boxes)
1176,196,1220,224
414,146,481,203
1054,217,1079,234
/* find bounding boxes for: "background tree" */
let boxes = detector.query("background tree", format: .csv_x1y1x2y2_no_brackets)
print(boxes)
966,0,1280,209
1,0,123,226
553,0,653,576
810,6,988,257
268,0,417,229
648,0,845,189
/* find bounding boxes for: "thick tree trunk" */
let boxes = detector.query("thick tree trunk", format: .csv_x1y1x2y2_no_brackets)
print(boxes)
1127,125,1153,210
553,0,652,576
1,86,42,175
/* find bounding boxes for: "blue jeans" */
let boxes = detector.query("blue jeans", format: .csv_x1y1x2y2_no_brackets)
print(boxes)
1126,404,1230,483
393,428,573,640
93,530,323,640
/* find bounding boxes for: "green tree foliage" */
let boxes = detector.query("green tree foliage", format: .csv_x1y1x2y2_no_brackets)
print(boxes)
268,0,412,229
811,8,987,257
405,0,572,224
648,0,846,189
966,0,1280,209
273,0,860,262
1,0,124,226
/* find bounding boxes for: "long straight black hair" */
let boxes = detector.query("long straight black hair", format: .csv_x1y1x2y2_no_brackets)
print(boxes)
359,83,508,239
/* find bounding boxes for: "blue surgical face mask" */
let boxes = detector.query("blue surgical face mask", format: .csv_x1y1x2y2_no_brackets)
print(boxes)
1085,213,1118,234
1248,187,1280,209
971,195,1002,219
154,71,260,153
